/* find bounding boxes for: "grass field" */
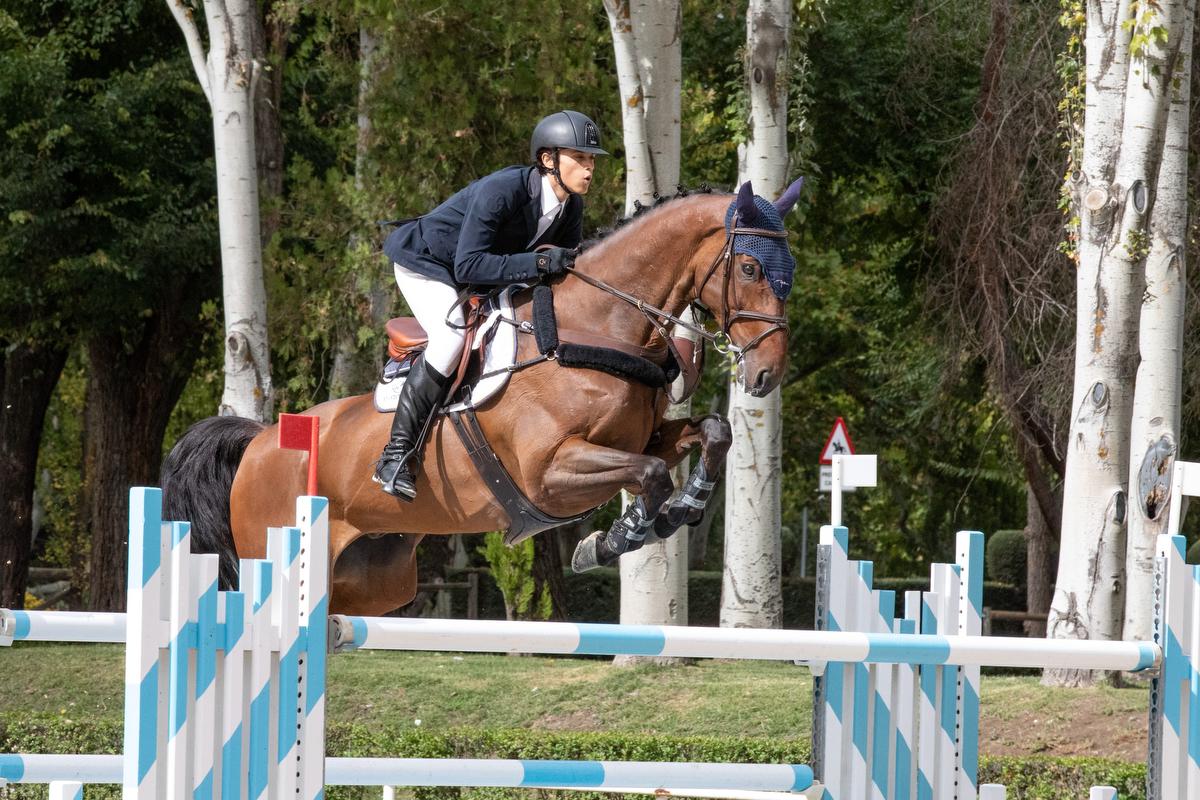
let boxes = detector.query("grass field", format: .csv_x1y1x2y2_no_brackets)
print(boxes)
1,642,1152,762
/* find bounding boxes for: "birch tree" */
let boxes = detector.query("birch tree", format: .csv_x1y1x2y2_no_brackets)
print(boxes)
603,0,686,653
719,0,791,629
330,25,393,398
1050,0,1192,682
1122,0,1195,643
168,0,272,421
604,0,681,207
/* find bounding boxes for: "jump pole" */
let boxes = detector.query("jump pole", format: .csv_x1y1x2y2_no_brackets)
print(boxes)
328,615,1159,672
1,755,813,793
9,608,1158,671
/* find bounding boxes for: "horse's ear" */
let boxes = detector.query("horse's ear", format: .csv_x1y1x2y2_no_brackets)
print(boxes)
736,181,758,223
773,177,805,217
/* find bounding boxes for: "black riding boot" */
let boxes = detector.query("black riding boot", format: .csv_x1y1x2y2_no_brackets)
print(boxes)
373,357,451,499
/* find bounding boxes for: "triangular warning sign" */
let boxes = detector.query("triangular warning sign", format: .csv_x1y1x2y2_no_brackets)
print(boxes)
819,417,855,464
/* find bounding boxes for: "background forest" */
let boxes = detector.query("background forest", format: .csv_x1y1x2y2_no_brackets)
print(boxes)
5,0,1200,615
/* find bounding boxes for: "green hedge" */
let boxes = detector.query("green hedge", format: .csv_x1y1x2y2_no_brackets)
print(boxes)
452,568,1025,630
978,755,1145,799
2,716,1142,800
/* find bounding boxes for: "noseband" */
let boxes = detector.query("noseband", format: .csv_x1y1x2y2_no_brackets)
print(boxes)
563,219,790,366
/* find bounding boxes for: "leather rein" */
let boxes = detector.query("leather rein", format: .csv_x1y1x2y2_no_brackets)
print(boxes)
564,220,790,364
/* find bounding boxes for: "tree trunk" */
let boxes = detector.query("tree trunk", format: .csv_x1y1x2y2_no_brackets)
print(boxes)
616,359,692,666
1122,0,1195,643
720,0,790,630
604,0,657,208
1024,484,1055,638
169,0,272,421
249,0,287,247
604,0,686,657
330,26,391,398
0,342,68,609
84,285,206,610
209,0,271,421
533,529,569,622
1049,0,1187,684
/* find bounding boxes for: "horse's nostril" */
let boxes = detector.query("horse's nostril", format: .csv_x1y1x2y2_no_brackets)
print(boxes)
750,369,771,396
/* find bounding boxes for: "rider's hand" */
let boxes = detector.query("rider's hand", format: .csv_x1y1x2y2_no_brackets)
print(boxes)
536,247,576,277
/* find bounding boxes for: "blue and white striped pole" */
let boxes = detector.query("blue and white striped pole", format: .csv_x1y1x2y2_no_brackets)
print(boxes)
0,755,811,793
0,609,125,644
327,615,1159,671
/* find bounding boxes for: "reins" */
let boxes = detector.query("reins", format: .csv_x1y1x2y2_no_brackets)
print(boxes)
466,211,792,403
563,219,790,362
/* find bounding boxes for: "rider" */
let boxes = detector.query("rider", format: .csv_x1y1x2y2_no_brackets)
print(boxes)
373,110,608,499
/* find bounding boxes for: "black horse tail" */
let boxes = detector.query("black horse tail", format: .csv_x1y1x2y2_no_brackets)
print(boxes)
161,416,265,589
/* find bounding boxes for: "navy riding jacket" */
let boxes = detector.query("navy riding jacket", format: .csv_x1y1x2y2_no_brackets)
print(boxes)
383,165,583,287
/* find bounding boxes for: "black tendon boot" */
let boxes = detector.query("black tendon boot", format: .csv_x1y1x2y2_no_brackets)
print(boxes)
373,357,451,499
653,460,717,538
571,497,654,573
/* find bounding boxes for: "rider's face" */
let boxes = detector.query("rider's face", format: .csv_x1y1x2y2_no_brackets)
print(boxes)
542,148,596,197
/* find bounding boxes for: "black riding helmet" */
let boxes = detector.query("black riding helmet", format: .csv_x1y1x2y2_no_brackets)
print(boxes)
531,111,607,198
530,110,609,163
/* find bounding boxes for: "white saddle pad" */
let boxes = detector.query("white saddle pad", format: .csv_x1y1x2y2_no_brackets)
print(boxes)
372,287,521,413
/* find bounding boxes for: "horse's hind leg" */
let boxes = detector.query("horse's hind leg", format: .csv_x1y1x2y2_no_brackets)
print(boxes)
540,439,677,573
641,415,732,538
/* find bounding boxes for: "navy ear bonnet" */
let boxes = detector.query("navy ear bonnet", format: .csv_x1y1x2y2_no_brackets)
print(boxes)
724,182,799,300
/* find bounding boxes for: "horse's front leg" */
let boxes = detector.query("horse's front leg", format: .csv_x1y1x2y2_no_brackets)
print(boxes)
539,438,678,573
641,414,732,538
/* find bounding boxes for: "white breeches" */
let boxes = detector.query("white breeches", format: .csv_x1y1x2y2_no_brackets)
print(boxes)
393,262,467,376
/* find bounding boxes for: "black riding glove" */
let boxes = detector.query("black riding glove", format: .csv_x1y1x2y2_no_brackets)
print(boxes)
536,247,576,277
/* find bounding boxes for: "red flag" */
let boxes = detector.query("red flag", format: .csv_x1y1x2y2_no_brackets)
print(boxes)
278,413,320,496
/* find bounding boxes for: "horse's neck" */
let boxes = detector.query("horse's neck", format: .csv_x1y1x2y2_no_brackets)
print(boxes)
558,198,723,347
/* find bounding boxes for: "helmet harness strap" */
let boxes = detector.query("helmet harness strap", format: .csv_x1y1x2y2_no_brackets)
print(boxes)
549,149,577,197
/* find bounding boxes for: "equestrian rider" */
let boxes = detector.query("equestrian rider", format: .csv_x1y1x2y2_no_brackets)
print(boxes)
374,110,608,499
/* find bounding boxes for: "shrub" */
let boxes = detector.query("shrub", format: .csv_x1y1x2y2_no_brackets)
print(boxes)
986,529,1027,588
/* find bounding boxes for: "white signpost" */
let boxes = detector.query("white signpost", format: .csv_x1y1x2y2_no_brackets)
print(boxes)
817,417,877,526
829,454,877,527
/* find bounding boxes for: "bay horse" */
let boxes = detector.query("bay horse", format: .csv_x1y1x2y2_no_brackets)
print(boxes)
162,182,797,616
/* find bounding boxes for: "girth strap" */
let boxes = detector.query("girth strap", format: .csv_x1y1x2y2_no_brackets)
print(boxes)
448,406,594,546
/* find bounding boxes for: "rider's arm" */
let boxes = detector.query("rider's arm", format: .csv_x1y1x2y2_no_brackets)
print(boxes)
453,178,540,285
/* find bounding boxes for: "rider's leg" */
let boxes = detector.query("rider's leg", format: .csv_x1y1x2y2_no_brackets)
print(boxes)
374,264,465,499
374,355,450,498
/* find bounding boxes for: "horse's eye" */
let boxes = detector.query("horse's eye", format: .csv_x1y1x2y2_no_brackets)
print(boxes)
740,262,757,278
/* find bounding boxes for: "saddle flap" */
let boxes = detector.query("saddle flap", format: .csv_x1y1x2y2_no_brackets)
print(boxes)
386,317,429,361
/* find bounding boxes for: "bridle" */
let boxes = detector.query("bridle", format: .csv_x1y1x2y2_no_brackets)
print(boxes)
563,216,790,363
693,217,791,355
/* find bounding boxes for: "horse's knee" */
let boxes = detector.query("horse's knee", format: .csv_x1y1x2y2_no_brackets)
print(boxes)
638,457,674,512
702,416,732,453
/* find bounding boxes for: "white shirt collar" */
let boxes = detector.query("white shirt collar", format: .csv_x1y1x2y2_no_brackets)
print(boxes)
540,174,564,218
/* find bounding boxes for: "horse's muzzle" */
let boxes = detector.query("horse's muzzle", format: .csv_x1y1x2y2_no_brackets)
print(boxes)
745,365,777,397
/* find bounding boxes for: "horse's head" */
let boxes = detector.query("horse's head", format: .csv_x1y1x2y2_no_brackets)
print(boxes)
694,179,802,397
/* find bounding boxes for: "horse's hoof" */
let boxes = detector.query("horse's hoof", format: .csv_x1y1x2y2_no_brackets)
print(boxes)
571,531,605,573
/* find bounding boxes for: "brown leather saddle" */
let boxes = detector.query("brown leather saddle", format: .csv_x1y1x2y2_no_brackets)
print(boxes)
385,317,431,363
